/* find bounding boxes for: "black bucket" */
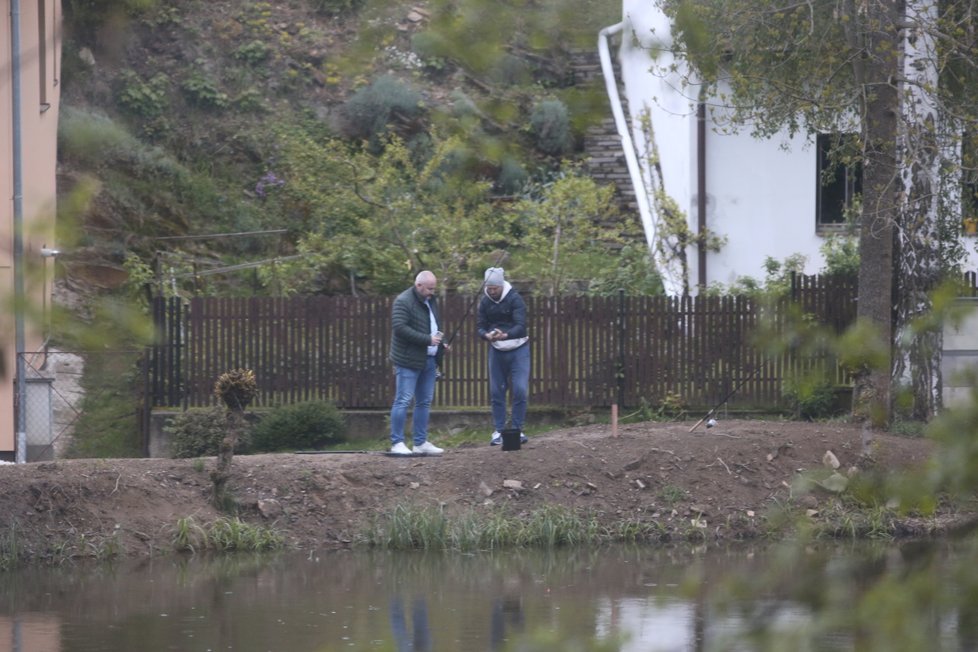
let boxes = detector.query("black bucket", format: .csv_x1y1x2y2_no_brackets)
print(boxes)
500,428,522,451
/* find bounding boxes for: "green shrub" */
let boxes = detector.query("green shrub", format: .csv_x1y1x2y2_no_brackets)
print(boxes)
59,107,137,165
250,400,346,452
305,0,365,15
496,158,528,195
167,407,241,458
488,53,533,85
117,70,171,119
233,40,271,65
410,32,450,73
783,377,840,421
181,67,230,109
529,99,572,156
340,75,423,147
64,0,158,43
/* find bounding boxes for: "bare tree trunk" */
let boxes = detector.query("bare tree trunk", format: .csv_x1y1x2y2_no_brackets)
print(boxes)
850,0,904,431
211,408,243,509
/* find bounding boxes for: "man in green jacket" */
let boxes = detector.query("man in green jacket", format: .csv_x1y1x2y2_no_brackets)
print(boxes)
388,270,445,456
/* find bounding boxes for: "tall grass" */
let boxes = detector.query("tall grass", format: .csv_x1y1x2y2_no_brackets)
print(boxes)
363,503,635,551
171,516,285,553
0,525,20,571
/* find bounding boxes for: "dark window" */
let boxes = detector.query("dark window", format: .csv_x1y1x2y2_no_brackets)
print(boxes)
816,133,861,227
38,0,48,108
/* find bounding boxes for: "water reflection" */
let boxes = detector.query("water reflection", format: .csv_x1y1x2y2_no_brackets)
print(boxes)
390,596,431,651
0,542,970,651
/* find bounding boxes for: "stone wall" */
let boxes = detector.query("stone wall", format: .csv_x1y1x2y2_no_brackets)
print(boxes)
570,49,638,218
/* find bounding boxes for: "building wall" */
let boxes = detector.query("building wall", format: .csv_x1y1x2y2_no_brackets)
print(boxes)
701,105,822,287
1,0,61,457
617,0,978,293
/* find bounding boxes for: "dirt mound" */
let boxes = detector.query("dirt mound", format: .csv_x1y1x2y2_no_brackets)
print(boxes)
0,419,940,562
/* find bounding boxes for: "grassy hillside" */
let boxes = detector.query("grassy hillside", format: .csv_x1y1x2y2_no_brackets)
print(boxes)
56,0,628,300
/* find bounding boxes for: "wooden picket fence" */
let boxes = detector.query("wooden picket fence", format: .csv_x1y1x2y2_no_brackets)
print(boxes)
148,274,864,412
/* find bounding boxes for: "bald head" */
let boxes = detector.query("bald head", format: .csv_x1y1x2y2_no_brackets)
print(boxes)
414,270,437,299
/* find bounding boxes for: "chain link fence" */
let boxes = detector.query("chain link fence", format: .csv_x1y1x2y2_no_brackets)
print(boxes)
17,349,146,462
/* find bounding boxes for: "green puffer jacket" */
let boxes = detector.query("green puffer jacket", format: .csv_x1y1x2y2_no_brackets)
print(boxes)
389,286,441,370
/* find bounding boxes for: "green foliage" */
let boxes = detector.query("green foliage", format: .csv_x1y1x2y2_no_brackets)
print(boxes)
250,400,346,452
117,70,171,121
305,0,366,15
233,40,272,65
837,319,891,377
586,241,664,296
729,254,807,297
340,75,424,148
782,376,840,421
171,516,285,553
181,67,230,109
58,107,139,166
409,31,448,70
511,165,624,295
820,234,860,276
64,0,158,44
267,129,500,293
495,157,528,195
65,352,144,459
364,503,605,550
166,407,237,459
529,99,573,156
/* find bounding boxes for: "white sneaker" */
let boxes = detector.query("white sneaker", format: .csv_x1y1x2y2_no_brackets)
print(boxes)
390,442,412,455
490,431,502,446
414,441,443,455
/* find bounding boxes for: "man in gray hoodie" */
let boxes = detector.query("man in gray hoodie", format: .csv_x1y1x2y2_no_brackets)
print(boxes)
476,267,530,446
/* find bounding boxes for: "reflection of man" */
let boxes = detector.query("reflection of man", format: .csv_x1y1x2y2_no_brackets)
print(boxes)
390,596,432,652
489,596,525,651
476,267,530,446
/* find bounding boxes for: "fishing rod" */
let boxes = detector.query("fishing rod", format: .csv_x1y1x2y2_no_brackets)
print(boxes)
688,363,766,432
443,250,508,348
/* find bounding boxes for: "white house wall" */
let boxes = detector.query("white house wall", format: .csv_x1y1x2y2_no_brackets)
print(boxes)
619,0,829,291
702,105,824,287
617,0,978,292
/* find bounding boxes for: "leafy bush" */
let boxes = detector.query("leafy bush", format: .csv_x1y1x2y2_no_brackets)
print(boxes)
496,158,528,195
166,407,243,458
59,107,138,165
820,234,860,276
305,0,365,15
529,99,572,156
233,40,271,65
340,75,423,147
117,70,171,119
181,68,230,109
64,0,159,43
783,377,840,420
488,54,533,85
250,401,346,452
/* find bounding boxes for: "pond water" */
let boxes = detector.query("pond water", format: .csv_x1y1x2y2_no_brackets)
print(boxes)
0,542,974,651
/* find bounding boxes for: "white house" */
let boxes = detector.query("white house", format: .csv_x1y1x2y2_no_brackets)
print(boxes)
602,0,978,295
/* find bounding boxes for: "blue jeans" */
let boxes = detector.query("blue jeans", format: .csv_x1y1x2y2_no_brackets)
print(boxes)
390,357,438,446
488,343,530,431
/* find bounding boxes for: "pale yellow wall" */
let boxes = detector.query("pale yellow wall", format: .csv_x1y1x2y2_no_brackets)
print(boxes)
1,0,62,456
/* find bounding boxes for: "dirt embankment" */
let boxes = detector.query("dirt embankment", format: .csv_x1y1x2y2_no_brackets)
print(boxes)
0,419,948,563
